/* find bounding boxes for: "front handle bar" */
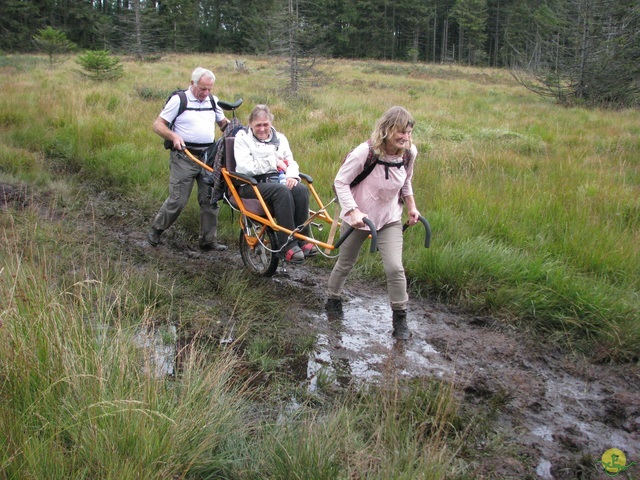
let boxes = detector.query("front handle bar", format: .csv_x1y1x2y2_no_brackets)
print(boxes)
334,217,377,253
403,215,431,248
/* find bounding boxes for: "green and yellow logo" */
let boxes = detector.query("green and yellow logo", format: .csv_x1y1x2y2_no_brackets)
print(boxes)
600,448,636,477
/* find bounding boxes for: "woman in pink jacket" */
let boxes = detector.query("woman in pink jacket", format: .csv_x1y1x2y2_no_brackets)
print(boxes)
326,106,421,340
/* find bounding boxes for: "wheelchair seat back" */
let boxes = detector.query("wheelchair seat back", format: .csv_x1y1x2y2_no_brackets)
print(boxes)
224,137,267,216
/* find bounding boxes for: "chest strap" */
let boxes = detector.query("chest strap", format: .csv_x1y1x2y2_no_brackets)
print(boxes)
376,159,405,179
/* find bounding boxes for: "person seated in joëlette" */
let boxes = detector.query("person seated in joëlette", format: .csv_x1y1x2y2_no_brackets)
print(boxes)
233,104,317,263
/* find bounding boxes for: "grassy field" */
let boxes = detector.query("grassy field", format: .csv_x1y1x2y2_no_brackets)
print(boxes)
1,53,639,478
2,52,638,359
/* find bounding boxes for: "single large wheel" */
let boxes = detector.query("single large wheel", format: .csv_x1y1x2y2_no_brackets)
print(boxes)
238,220,279,277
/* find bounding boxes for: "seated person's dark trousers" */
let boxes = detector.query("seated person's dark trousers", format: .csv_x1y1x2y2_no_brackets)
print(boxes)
239,181,310,249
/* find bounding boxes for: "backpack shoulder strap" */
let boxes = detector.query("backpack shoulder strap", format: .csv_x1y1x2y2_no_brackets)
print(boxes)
349,140,378,188
170,90,218,129
176,90,188,117
167,90,188,130
402,148,412,167
351,142,413,187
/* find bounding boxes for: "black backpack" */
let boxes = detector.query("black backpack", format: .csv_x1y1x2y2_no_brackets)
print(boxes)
162,89,218,149
342,139,413,189
209,116,244,202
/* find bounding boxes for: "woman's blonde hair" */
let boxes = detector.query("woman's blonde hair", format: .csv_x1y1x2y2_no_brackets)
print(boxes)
370,106,414,155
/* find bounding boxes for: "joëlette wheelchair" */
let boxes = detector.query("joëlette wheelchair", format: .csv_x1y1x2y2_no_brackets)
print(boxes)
184,99,431,277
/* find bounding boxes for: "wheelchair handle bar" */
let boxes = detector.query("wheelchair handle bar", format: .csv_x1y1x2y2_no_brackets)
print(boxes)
402,215,431,248
333,217,377,253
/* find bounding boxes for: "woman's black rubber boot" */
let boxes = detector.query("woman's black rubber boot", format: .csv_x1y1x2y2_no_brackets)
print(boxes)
392,309,411,340
325,298,343,314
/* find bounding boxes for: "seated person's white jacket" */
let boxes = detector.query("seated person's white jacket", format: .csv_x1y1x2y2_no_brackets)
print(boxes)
234,127,300,179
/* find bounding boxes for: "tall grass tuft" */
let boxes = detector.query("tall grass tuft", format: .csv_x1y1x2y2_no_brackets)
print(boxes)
349,376,463,479
261,409,352,479
253,377,463,480
0,211,253,479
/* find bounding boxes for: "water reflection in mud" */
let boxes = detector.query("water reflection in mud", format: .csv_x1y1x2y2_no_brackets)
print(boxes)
95,323,177,378
133,325,177,378
306,294,447,392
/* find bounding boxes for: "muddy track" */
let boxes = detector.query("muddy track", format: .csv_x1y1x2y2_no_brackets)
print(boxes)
4,183,639,479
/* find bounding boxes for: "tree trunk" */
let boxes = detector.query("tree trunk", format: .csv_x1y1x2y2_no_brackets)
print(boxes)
441,18,448,63
432,6,437,62
412,26,419,63
288,0,298,95
577,0,591,99
493,0,500,66
134,0,143,61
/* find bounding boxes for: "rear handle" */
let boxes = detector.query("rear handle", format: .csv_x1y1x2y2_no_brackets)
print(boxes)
334,217,377,253
402,215,431,248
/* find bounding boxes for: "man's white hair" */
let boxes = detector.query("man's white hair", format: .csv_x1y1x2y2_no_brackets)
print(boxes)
191,67,215,84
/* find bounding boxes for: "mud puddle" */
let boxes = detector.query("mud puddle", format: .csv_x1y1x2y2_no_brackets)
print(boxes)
305,292,447,390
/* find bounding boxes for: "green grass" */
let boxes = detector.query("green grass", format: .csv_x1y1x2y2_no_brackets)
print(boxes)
1,53,639,477
0,212,251,478
2,55,638,361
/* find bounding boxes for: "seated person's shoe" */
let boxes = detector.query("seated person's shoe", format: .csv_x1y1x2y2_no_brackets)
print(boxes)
283,245,304,264
300,243,318,257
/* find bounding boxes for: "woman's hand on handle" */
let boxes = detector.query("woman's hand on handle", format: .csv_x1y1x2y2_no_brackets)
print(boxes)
407,208,421,226
335,211,377,253
403,195,420,226
346,208,367,228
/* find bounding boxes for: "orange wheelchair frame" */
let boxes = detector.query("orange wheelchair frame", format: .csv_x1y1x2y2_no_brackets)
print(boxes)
184,99,430,277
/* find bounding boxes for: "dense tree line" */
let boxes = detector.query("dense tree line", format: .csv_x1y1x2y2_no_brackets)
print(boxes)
510,0,640,105
0,0,630,65
1,0,637,104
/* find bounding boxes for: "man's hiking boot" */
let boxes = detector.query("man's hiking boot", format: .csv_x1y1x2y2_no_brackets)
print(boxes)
147,228,163,247
392,309,411,340
325,298,343,314
200,242,228,252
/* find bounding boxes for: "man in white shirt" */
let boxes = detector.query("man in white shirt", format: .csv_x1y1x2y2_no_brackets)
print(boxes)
148,67,229,251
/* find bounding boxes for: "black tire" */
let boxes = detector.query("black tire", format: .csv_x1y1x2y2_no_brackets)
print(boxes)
238,221,279,277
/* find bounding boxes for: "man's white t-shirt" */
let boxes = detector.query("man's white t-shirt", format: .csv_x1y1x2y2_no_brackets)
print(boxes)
160,89,225,145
